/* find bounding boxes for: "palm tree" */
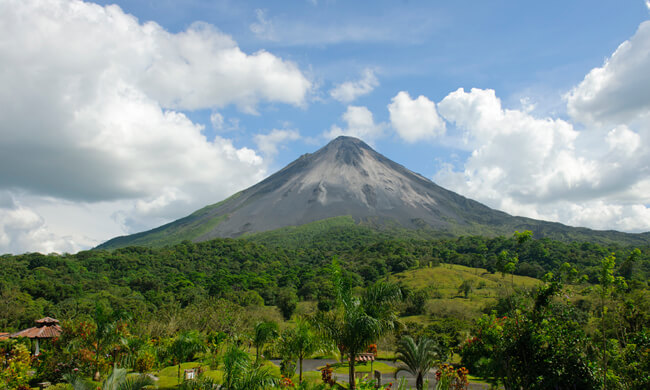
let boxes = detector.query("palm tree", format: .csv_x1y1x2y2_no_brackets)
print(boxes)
313,260,402,389
168,330,206,382
222,344,277,390
68,365,154,390
285,318,322,383
88,305,129,381
253,321,278,363
395,336,438,390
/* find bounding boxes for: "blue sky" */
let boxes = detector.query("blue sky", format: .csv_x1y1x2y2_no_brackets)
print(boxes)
1,0,649,253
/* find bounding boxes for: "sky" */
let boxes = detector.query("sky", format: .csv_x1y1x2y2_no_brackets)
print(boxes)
1,0,650,254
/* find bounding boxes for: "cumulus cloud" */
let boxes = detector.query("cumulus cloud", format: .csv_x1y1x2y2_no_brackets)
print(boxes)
254,129,301,157
0,202,96,254
435,87,650,232
0,0,315,252
324,106,386,143
388,91,446,142
566,21,650,125
330,69,379,103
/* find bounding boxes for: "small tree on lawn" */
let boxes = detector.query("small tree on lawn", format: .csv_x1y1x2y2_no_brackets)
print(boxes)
395,336,438,390
253,321,278,363
169,330,206,382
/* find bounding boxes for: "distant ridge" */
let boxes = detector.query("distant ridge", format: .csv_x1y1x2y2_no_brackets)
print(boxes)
98,136,650,249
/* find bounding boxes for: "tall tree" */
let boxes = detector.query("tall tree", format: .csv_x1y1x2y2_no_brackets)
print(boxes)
313,260,402,389
287,318,322,383
597,254,626,390
89,305,128,381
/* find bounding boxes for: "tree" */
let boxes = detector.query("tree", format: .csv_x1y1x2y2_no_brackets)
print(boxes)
597,253,627,390
276,288,298,320
169,330,206,382
286,318,322,383
619,248,641,281
253,321,278,363
88,305,129,381
460,277,597,390
457,280,474,299
395,336,438,390
313,260,402,389
222,344,277,390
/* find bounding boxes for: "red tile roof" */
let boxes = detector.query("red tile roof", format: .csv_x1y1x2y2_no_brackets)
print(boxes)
9,317,62,339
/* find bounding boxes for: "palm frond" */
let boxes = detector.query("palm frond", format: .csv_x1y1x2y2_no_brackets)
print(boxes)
118,375,155,390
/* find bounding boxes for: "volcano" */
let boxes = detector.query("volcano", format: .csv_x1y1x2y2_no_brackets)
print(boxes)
98,136,650,249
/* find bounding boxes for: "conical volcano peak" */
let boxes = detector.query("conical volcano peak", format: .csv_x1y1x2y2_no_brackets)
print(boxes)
316,136,374,167
98,136,650,250
325,135,371,149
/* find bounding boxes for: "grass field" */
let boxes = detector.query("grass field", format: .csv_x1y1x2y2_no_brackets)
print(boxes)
392,263,541,322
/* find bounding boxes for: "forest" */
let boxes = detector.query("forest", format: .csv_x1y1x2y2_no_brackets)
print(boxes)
0,228,649,389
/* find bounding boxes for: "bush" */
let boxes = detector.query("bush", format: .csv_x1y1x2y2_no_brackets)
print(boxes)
134,350,155,373
47,384,73,390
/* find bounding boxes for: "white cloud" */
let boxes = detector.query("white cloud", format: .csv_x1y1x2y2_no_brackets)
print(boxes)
254,129,301,157
324,106,386,143
566,21,650,125
646,0,650,11
435,87,650,232
388,91,446,142
0,202,96,254
330,69,379,103
0,0,319,252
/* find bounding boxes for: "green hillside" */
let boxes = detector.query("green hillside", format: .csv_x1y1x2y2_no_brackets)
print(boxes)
392,264,541,323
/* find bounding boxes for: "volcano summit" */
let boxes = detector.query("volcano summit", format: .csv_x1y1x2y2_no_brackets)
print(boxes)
99,136,649,249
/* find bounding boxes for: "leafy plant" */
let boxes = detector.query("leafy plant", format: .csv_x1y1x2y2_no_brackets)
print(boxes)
394,336,438,390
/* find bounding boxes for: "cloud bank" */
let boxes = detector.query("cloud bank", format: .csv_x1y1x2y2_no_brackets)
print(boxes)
0,0,312,253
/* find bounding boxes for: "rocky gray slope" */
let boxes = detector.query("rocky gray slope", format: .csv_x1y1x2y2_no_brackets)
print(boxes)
98,136,650,249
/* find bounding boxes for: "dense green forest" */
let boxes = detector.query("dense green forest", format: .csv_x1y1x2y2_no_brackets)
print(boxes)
1,226,649,331
1,228,649,389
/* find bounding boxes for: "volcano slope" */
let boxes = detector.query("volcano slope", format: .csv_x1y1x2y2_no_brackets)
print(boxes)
98,136,650,249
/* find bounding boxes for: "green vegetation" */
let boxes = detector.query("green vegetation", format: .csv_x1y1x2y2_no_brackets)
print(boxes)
0,231,649,388
394,336,438,390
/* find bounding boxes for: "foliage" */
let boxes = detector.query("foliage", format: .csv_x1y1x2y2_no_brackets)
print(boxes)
320,364,336,386
0,230,648,389
0,343,32,390
178,375,219,390
67,365,154,390
221,344,277,390
394,336,438,390
168,330,206,381
460,285,598,389
280,319,322,383
312,260,402,390
253,321,278,363
434,364,468,390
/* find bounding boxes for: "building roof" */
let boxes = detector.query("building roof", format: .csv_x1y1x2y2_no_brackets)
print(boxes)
9,317,62,339
35,317,59,324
